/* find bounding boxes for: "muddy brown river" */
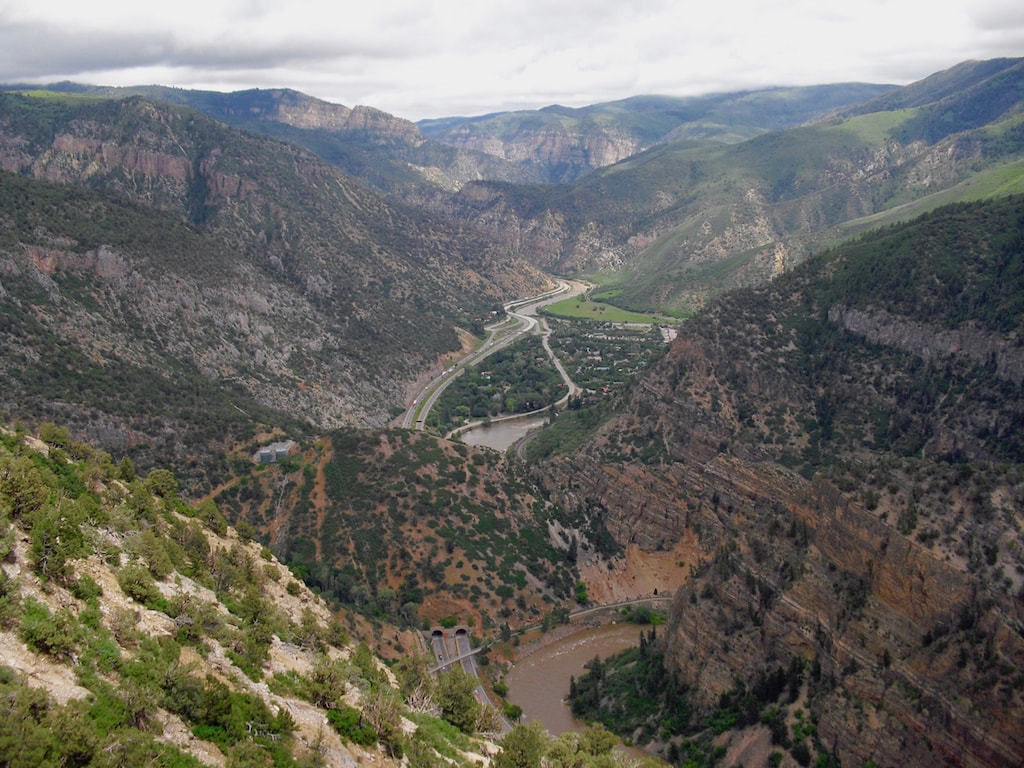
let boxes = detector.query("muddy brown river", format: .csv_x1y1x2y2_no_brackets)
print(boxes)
505,622,645,735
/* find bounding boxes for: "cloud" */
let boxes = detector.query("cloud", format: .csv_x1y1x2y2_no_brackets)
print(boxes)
969,0,1024,30
1,0,1022,119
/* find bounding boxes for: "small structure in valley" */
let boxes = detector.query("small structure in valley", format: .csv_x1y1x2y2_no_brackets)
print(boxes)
252,439,296,464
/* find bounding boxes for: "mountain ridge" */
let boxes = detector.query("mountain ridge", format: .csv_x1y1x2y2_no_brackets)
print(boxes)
1,83,538,201
0,92,550,489
417,84,896,183
435,57,1024,313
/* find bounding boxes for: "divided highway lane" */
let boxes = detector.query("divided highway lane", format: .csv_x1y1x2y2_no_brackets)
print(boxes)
431,631,454,672
400,279,588,430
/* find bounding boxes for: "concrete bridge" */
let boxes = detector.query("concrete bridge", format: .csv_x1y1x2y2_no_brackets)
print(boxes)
428,626,482,674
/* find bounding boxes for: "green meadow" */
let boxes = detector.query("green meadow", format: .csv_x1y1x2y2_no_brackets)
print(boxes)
541,295,676,324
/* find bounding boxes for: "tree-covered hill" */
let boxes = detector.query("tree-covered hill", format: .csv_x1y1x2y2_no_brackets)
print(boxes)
0,421,501,767
211,427,615,644
0,418,670,767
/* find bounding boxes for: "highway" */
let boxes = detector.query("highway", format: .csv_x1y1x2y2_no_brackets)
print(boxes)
400,279,588,431
430,630,455,672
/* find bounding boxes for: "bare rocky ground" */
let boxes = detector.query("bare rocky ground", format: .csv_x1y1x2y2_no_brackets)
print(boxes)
580,541,698,605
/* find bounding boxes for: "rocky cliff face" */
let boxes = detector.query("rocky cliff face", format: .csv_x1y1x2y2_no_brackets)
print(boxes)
435,123,643,184
830,304,1024,385
266,94,426,147
541,359,1024,766
535,198,1024,766
654,465,1023,768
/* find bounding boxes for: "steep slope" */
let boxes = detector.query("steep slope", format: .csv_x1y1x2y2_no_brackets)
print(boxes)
0,422,503,768
418,85,894,183
443,58,1024,314
844,57,1024,124
534,197,1024,766
0,423,675,768
207,427,602,644
0,93,550,487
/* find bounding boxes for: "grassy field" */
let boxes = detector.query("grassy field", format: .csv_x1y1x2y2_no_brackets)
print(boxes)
541,295,674,324
827,159,1024,244
833,109,917,144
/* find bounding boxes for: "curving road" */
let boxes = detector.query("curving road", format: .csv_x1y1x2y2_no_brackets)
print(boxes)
400,279,588,431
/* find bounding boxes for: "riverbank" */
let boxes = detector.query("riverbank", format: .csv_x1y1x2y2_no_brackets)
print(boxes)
505,621,647,737
512,612,615,660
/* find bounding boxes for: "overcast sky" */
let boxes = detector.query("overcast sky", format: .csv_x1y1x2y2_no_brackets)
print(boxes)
2,1,1022,121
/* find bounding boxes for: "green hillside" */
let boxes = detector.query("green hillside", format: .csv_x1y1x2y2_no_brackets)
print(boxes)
419,84,894,156
472,59,1024,314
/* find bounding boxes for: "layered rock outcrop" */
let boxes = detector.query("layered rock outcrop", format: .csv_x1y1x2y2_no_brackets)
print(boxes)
831,305,1024,385
535,197,1024,766
543,434,1024,766
437,123,642,183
